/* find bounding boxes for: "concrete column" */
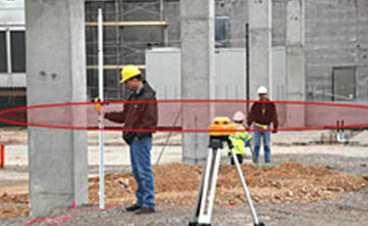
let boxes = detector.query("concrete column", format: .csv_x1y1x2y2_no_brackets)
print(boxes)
25,0,88,216
249,0,272,99
181,0,215,164
286,0,305,100
286,0,306,127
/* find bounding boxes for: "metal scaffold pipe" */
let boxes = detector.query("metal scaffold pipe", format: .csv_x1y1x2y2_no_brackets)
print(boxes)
98,8,105,210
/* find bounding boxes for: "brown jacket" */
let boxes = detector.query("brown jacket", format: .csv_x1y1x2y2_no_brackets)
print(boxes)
105,81,158,144
247,100,278,130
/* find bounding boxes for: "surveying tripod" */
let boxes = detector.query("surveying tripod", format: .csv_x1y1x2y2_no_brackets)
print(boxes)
189,135,265,226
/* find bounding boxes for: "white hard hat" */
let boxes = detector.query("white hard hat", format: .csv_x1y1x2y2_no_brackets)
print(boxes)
232,111,245,122
257,86,268,94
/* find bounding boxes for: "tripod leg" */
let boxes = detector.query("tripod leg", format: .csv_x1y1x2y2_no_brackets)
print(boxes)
189,147,222,226
189,148,215,226
230,149,265,226
199,149,214,219
206,148,222,221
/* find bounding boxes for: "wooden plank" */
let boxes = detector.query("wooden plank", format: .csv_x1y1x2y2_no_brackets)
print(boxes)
86,21,168,27
87,65,146,70
0,90,26,97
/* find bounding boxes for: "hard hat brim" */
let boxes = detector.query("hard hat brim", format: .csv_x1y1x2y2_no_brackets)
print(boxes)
120,72,141,83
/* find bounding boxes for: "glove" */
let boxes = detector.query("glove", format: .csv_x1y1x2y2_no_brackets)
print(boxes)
272,128,278,134
104,111,124,123
104,112,113,120
123,132,136,145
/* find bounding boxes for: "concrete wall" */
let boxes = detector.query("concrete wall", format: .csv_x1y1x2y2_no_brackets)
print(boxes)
215,0,248,47
305,0,368,102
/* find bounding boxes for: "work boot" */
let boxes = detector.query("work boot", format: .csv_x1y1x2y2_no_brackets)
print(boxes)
135,207,155,215
125,204,141,212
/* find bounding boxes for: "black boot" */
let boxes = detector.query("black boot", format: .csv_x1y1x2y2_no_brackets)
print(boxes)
126,204,141,212
135,207,155,215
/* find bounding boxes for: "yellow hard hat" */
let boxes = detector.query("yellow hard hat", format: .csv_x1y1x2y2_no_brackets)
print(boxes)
120,65,141,83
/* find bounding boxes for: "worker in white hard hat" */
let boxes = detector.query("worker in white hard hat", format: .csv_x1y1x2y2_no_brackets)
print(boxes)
229,111,252,165
247,86,278,164
105,65,158,214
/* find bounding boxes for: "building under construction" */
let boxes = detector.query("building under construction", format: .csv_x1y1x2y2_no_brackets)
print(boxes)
0,0,368,224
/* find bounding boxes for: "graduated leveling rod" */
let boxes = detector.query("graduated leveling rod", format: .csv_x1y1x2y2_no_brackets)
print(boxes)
97,8,105,210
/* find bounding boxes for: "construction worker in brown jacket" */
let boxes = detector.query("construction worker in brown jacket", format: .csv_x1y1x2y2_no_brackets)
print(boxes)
247,86,278,164
105,65,158,214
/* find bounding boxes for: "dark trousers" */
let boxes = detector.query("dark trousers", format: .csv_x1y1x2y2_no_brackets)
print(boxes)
230,154,244,165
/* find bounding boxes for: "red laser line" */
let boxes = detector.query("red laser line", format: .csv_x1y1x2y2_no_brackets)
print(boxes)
0,99,366,132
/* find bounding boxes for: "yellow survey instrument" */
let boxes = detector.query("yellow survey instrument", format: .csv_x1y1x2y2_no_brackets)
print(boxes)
208,116,237,137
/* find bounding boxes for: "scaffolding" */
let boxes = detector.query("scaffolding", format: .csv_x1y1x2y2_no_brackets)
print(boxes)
85,0,169,100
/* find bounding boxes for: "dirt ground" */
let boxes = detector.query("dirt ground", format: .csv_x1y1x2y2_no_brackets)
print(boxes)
87,162,367,206
52,187,368,226
1,128,368,225
0,159,368,225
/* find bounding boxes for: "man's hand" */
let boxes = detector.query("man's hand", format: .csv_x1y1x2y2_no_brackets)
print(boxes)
272,128,278,134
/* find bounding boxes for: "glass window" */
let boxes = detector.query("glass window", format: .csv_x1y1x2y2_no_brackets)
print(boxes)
11,31,26,73
332,67,356,101
215,16,230,47
0,31,7,73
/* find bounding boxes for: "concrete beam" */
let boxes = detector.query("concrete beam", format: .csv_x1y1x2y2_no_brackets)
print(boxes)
181,0,215,164
249,0,272,99
25,0,88,216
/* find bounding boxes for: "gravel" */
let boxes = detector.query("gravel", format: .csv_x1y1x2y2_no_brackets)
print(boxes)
3,188,367,226
1,152,368,226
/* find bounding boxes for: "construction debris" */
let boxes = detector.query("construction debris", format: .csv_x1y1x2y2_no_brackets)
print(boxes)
1,162,367,219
